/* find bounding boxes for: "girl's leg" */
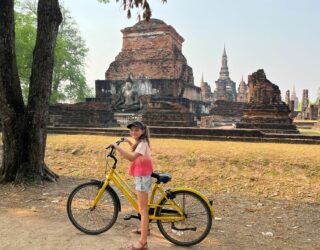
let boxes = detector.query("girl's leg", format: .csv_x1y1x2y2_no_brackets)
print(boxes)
129,177,150,249
137,191,149,245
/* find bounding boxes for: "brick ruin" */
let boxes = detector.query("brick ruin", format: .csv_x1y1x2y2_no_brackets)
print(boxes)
312,100,320,130
236,69,299,133
285,90,290,106
200,75,214,103
291,89,320,121
200,100,246,127
237,77,248,103
142,96,197,127
92,18,212,126
44,19,313,134
306,104,319,120
48,102,117,127
290,86,299,110
105,19,193,84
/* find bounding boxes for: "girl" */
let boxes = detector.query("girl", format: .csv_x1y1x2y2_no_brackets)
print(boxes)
110,121,152,250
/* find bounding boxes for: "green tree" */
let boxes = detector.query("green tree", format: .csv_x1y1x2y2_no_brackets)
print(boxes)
15,11,36,98
51,6,91,103
15,1,91,103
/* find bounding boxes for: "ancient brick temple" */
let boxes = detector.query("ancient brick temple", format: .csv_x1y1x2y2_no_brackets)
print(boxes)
237,76,248,102
290,85,299,110
200,47,244,127
200,74,213,102
93,18,210,126
105,19,193,84
236,69,299,133
306,104,319,120
96,19,201,102
285,90,290,105
313,104,320,130
300,89,309,119
295,89,310,120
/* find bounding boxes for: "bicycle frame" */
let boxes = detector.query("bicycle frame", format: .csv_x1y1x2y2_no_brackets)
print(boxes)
91,163,186,222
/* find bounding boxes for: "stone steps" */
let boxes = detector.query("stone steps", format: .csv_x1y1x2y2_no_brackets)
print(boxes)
47,126,320,145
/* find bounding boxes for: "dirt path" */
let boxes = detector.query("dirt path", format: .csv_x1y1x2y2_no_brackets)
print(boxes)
1,176,319,250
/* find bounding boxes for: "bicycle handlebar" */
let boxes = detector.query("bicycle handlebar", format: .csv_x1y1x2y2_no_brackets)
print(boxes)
104,138,126,169
106,137,125,157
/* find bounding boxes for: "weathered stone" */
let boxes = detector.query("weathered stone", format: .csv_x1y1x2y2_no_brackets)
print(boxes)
106,19,194,84
285,90,290,105
312,101,320,130
142,96,197,127
290,85,299,110
236,69,298,134
306,104,319,120
201,100,246,127
313,121,320,130
200,74,213,102
237,77,248,103
302,89,309,112
296,89,310,120
48,102,118,127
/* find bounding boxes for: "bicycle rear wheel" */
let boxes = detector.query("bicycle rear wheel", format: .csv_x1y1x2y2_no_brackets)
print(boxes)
156,190,212,246
67,182,119,235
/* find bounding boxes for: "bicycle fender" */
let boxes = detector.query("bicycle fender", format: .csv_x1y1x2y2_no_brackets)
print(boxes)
169,187,215,218
90,179,121,212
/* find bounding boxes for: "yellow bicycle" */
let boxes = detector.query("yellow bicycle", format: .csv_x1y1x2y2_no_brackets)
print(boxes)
67,138,214,246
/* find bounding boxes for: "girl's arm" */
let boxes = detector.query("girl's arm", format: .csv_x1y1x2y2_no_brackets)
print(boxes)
113,144,141,162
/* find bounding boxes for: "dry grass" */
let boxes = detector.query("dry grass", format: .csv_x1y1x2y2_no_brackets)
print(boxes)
45,134,320,203
299,129,320,135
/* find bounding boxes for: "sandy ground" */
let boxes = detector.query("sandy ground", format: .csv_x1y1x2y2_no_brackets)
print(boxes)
1,176,319,250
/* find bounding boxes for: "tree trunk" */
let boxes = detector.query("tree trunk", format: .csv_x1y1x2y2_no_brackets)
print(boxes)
0,0,62,183
0,0,27,182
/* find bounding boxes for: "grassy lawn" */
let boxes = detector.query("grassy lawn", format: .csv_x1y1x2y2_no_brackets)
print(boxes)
45,134,320,203
299,129,320,135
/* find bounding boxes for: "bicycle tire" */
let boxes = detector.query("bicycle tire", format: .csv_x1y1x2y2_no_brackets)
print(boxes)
67,182,119,235
156,190,212,246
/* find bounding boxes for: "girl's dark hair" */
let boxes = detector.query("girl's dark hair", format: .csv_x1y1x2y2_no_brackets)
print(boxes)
132,126,151,151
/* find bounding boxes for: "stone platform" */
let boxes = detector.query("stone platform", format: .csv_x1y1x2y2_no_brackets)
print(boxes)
313,121,320,130
237,103,298,133
142,99,197,127
236,122,299,134
201,100,246,127
47,126,320,145
48,103,118,127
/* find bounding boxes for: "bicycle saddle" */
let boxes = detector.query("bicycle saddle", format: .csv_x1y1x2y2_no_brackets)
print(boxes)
151,172,172,184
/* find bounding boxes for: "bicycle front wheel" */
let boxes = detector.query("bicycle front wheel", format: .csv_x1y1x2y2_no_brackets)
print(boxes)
156,190,212,246
67,182,119,235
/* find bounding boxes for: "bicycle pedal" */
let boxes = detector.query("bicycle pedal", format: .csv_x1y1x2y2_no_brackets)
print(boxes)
123,214,132,220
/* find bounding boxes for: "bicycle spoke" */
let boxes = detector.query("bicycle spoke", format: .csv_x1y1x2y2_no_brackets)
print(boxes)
157,190,212,246
67,182,119,234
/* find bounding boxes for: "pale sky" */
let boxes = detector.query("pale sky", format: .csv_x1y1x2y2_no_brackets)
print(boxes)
63,0,320,102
